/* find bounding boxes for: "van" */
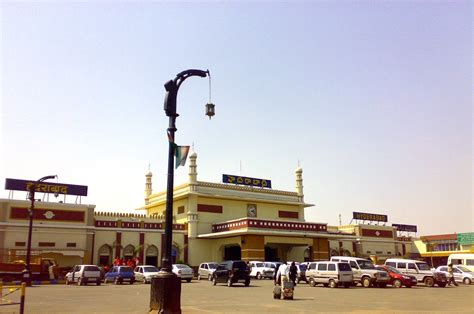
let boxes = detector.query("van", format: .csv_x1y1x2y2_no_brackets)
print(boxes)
385,258,447,287
306,261,353,288
448,254,474,272
330,256,390,288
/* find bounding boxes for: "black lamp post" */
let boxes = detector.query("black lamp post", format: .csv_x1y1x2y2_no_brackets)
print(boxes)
150,69,214,313
23,175,57,286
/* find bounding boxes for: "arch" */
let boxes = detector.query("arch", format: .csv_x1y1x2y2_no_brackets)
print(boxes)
98,244,112,266
330,249,339,257
146,245,159,256
145,245,159,267
123,244,135,259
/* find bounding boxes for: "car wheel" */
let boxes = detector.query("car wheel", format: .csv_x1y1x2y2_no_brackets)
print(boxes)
212,277,217,286
463,278,471,285
142,277,147,284
77,277,83,286
309,278,316,287
256,273,262,280
186,278,191,283
227,278,232,287
424,277,434,287
393,279,402,288
362,277,371,288
329,279,337,288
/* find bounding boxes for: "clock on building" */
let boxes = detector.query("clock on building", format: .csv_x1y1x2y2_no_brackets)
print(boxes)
247,204,257,217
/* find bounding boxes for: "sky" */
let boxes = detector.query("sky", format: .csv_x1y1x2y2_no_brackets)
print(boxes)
1,1,472,236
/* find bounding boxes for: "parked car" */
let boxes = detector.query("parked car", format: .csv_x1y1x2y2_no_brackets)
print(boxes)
104,266,135,284
330,256,389,288
264,261,283,279
172,264,194,282
249,261,273,280
134,265,160,284
376,265,417,288
436,265,473,285
385,258,447,287
197,262,218,281
306,261,353,288
212,260,250,287
65,265,102,286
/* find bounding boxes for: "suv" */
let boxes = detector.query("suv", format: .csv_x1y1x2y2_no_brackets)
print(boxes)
330,256,390,288
212,260,250,287
249,261,273,280
104,266,135,284
65,265,101,286
198,262,218,281
306,261,353,288
385,258,447,287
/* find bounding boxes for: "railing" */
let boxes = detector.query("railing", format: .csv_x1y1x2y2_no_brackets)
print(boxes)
0,282,26,314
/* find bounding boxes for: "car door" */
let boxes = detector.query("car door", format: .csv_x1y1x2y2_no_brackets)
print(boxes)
406,263,420,281
349,261,361,282
134,267,143,281
215,264,227,282
453,268,463,282
316,263,327,283
71,266,81,282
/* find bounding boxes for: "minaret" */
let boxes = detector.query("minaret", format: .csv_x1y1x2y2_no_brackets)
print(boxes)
144,168,153,205
295,166,304,202
187,151,198,238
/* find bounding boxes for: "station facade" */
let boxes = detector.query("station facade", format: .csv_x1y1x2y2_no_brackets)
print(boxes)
1,152,422,269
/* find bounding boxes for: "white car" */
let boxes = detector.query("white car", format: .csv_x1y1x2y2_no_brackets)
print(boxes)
197,262,218,281
249,261,273,279
134,265,160,284
436,265,473,285
65,265,102,286
172,264,194,282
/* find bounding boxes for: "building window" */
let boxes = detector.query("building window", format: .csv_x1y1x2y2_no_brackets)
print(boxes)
387,251,392,254
67,243,76,248
367,251,371,254
177,206,185,214
376,251,383,254
278,211,298,219
197,204,223,213
15,242,26,247
38,242,55,247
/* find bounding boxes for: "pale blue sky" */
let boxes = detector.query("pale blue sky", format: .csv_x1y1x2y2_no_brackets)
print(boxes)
1,1,472,235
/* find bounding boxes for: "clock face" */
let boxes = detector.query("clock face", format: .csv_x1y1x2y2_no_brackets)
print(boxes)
247,204,257,217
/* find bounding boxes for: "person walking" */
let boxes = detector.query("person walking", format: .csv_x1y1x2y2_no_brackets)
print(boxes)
447,263,458,286
273,263,281,286
289,262,298,286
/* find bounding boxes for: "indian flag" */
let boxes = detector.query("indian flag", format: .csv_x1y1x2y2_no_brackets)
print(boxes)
175,145,190,169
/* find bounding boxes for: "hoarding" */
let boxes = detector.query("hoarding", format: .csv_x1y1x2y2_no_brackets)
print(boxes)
5,178,88,196
222,174,272,188
352,211,388,222
392,223,418,233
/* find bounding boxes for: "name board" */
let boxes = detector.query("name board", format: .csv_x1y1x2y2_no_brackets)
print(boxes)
457,232,474,245
353,211,387,222
5,178,88,196
392,223,417,233
222,174,272,189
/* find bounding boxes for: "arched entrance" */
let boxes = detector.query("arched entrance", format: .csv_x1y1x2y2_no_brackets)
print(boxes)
224,245,241,260
123,245,135,260
98,244,112,266
146,245,159,266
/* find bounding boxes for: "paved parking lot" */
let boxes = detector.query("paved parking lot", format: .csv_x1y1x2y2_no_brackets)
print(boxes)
1,279,473,313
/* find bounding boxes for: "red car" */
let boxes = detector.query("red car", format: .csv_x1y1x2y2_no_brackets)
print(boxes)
376,265,417,288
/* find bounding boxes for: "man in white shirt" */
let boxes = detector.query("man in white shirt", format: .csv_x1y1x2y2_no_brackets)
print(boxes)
276,262,288,285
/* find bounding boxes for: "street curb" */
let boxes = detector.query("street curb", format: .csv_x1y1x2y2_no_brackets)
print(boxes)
3,280,66,285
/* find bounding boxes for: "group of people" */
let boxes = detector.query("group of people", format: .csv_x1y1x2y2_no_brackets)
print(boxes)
273,262,298,286
112,256,140,269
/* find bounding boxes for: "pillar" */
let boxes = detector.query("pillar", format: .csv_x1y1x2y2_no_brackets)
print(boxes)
241,235,264,261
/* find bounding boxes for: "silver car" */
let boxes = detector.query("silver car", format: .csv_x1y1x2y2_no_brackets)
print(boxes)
197,262,218,281
172,264,194,282
134,265,160,284
436,265,474,285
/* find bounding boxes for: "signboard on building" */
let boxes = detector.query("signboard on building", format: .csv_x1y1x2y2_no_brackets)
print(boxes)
222,174,272,188
353,211,387,222
457,232,474,245
392,223,418,233
5,178,88,196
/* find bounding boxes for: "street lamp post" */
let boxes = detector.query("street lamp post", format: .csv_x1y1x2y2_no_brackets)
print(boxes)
23,175,57,286
150,69,214,313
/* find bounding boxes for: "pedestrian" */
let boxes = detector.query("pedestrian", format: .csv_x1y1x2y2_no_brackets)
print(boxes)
247,261,252,273
447,263,458,286
289,262,298,286
273,263,281,286
276,262,289,286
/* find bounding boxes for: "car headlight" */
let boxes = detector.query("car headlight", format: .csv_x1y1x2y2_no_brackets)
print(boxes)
403,276,410,279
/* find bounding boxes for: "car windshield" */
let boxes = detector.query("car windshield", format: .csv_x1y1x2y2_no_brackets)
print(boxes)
208,263,218,269
120,267,133,273
175,264,190,269
358,260,375,269
233,261,248,270
385,266,402,274
84,266,99,271
143,266,159,273
256,263,264,267
416,263,430,271
456,266,472,273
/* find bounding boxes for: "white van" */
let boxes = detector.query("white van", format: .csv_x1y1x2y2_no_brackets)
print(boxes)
330,256,390,288
385,258,447,287
306,261,353,288
448,254,474,272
